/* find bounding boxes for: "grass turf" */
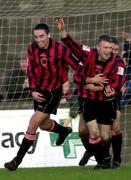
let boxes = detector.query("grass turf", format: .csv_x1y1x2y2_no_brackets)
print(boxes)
1,165,131,180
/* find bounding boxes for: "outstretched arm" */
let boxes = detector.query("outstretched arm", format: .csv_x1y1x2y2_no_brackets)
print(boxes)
55,17,67,38
55,17,89,63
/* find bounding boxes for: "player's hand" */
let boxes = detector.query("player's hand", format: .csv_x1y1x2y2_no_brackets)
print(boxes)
60,98,68,105
85,83,104,91
121,85,127,95
32,91,45,102
104,85,115,97
121,31,131,41
55,17,65,32
91,73,109,85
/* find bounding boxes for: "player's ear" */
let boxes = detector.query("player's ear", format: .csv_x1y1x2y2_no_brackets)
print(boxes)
96,44,100,51
48,33,51,38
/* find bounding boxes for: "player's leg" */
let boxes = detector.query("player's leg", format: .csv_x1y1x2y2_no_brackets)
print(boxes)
40,117,72,146
38,89,72,146
78,115,93,166
79,98,103,168
99,124,112,169
4,88,72,171
111,110,122,168
34,88,72,146
97,100,116,169
4,111,50,171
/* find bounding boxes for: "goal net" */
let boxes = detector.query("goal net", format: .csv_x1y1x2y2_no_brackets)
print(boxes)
0,0,131,165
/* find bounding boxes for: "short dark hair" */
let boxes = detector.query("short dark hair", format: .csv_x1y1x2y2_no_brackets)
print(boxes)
34,23,49,34
97,34,112,44
111,36,119,45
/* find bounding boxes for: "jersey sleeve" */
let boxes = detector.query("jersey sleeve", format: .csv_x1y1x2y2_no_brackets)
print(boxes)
109,57,125,92
27,44,38,92
62,34,90,63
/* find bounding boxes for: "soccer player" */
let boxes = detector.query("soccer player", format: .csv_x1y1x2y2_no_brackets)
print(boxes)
4,23,79,171
110,37,125,168
55,17,125,169
79,37,125,167
78,36,126,168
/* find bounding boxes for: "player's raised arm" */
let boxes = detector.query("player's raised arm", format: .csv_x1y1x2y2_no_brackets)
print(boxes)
55,17,67,38
55,17,89,63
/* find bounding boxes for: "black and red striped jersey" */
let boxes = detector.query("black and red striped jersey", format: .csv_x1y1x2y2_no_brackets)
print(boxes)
27,38,78,92
62,35,125,100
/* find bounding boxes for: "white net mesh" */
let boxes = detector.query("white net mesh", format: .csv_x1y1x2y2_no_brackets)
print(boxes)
0,0,131,16
0,0,131,163
0,0,131,109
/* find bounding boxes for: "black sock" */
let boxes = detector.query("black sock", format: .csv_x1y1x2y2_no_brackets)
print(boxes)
102,140,111,157
16,132,36,164
112,133,122,163
88,137,103,164
80,135,92,153
90,143,103,164
48,120,68,134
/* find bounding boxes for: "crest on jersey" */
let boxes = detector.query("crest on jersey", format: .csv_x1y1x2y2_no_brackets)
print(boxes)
117,67,124,75
82,45,90,51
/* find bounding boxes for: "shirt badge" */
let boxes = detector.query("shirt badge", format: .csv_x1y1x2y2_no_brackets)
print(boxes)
117,67,124,75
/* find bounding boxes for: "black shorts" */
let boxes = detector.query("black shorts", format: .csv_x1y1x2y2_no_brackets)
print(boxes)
34,87,62,114
79,97,116,125
112,98,120,111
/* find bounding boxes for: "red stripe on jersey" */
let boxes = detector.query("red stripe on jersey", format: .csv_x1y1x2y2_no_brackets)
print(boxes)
63,35,125,100
27,38,78,92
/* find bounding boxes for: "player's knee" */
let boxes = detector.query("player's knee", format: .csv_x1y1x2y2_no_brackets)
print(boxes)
89,129,99,139
112,130,121,136
101,134,110,143
111,124,120,132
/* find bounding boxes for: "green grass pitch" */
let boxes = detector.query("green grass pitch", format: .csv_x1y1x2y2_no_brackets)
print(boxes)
1,165,131,180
